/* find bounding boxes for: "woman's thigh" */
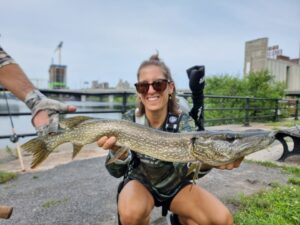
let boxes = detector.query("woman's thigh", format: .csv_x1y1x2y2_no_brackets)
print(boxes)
118,180,155,217
169,184,232,225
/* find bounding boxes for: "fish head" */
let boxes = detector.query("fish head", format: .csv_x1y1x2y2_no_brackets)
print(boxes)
191,130,275,166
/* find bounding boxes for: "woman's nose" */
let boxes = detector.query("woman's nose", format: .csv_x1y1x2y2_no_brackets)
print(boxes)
147,84,156,93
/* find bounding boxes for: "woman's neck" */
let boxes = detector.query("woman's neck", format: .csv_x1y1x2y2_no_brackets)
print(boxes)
145,108,168,129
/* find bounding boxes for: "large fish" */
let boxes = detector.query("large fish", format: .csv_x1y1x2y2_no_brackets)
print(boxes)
21,116,298,168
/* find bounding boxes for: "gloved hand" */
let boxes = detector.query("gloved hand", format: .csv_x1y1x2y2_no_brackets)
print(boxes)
186,65,205,95
25,89,76,136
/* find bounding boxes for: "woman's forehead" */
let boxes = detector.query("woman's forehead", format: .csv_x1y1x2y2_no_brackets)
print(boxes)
139,65,165,80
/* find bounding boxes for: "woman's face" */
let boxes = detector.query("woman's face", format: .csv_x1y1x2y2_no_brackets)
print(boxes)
137,65,174,114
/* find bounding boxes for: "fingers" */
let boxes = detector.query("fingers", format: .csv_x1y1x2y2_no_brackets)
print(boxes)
32,110,49,127
32,101,76,136
67,105,77,112
216,157,244,170
97,136,117,150
33,112,59,136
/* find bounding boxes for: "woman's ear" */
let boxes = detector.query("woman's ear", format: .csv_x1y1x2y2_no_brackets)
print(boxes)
168,81,175,95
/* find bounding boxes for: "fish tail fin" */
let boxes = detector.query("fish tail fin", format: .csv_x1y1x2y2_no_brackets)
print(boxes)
21,138,51,168
72,143,83,159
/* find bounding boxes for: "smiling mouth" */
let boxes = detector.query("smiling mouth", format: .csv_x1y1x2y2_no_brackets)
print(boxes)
146,96,160,101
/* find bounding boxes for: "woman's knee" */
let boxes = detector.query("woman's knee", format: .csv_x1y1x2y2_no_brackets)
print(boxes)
119,207,149,225
213,208,233,225
117,181,154,224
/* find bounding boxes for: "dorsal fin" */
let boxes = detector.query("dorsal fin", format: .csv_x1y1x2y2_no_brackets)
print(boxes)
59,116,94,129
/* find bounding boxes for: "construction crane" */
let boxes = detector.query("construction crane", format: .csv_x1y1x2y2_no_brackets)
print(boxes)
54,41,63,65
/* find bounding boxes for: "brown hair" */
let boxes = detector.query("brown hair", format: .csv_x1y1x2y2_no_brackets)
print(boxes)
136,53,180,116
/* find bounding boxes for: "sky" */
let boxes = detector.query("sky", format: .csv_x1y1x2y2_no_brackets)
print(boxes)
1,0,299,89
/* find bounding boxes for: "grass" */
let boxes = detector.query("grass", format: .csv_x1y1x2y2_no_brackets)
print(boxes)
42,198,69,208
0,171,17,184
265,119,300,128
246,159,300,176
233,185,300,225
232,161,300,225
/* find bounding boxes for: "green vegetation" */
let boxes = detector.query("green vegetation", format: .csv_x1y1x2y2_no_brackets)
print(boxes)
205,70,285,98
264,120,300,128
246,160,300,176
245,159,281,169
233,185,300,225
203,70,287,125
32,175,39,179
232,161,300,225
42,198,69,208
0,171,17,184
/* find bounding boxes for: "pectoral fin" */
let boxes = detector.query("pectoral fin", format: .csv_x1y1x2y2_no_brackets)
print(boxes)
186,162,202,184
72,143,84,158
106,148,129,165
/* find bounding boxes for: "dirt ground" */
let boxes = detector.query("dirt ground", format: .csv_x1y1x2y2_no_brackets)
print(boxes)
0,123,299,225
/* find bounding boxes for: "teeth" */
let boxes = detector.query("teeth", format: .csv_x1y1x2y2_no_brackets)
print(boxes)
147,96,159,101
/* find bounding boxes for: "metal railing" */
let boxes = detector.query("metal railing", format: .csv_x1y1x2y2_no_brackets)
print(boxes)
0,91,299,141
179,94,299,126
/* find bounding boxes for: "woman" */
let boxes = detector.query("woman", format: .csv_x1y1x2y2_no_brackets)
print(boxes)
98,54,242,225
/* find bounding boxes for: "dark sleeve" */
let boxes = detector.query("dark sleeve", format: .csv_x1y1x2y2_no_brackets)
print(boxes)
105,151,129,178
0,46,16,68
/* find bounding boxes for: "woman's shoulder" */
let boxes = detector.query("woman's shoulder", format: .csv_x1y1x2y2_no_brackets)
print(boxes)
179,111,195,132
122,109,136,121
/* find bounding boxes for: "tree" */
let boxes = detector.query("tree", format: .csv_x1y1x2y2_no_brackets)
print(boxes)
203,71,285,125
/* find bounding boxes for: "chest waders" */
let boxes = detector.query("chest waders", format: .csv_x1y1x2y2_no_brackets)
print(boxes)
116,112,182,225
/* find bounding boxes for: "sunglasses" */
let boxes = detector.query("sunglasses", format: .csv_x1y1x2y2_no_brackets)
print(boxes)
134,79,170,95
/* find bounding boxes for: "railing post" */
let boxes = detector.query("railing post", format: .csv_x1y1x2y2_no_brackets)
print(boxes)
274,99,279,122
295,99,299,120
244,97,250,126
122,92,128,114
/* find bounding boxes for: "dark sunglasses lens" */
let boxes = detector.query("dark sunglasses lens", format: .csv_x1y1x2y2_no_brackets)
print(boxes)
152,80,168,92
135,80,168,94
135,83,149,94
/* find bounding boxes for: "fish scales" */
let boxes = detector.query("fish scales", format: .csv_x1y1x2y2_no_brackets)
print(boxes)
21,116,299,169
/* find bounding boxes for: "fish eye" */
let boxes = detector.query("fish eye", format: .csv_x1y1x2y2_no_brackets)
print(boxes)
225,134,236,143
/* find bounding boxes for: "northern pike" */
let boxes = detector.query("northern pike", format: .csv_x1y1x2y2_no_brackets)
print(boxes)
21,116,298,169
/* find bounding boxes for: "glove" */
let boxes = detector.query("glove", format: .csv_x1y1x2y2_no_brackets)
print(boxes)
186,65,205,95
25,89,69,136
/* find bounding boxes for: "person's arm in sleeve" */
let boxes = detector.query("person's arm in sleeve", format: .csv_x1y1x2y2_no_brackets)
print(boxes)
0,46,76,136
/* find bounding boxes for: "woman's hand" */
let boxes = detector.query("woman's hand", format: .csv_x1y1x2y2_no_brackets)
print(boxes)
97,136,130,161
215,157,244,170
97,136,117,151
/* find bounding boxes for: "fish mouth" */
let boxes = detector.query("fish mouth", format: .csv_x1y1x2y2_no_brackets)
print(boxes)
230,131,275,155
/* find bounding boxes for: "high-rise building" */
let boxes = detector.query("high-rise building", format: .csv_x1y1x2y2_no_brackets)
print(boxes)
49,64,67,89
244,38,300,96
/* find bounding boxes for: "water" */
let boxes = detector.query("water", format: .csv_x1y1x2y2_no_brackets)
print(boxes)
0,98,122,149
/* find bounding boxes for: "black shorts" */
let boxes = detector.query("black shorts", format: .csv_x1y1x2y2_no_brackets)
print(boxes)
117,178,192,216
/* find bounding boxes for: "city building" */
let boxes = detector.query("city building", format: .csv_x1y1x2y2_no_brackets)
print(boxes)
244,37,300,96
48,64,67,89
116,79,130,89
91,80,109,89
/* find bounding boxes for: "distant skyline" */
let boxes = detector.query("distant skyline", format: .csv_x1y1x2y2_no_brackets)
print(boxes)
1,0,299,89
